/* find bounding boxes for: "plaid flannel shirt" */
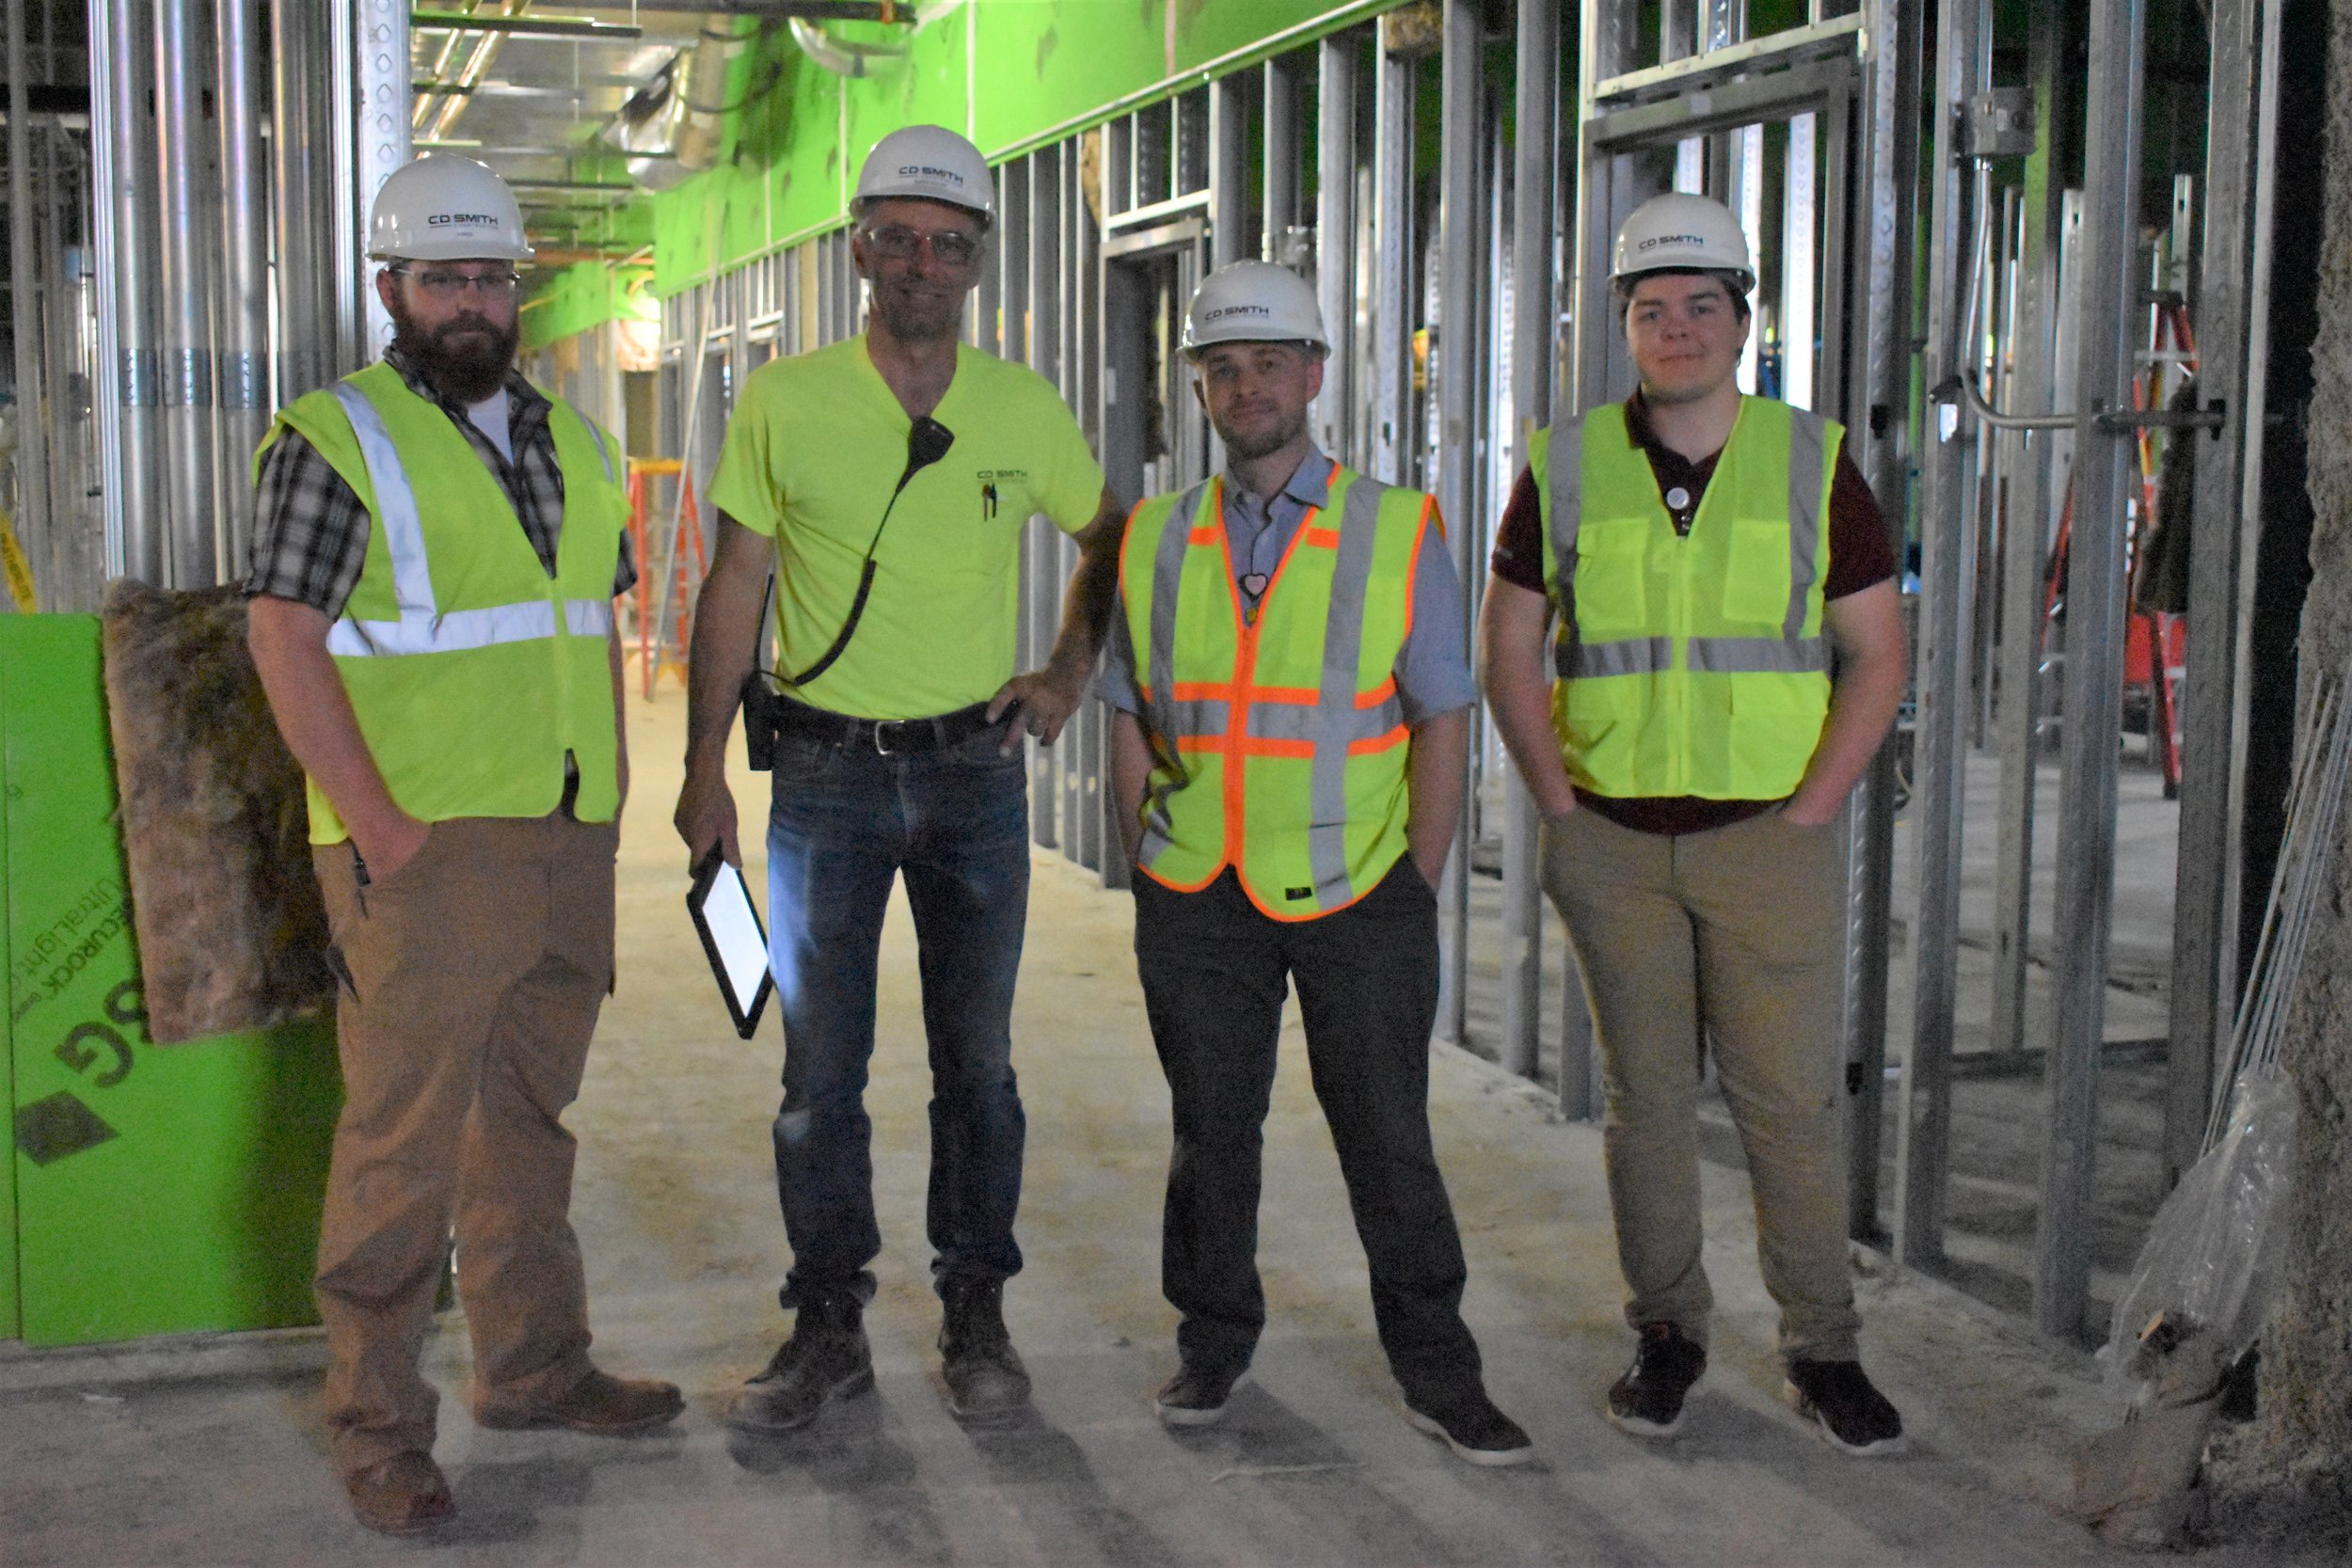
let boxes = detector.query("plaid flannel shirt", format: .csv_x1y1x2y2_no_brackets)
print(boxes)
245,346,637,618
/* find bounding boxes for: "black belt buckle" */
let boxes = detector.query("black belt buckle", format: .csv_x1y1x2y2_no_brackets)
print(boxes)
870,718,905,755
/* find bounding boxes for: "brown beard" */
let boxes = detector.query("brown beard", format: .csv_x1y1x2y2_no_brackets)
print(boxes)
1216,404,1311,463
387,294,518,404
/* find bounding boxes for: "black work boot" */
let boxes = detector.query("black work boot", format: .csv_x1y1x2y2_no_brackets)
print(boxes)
726,1290,874,1433
938,1277,1030,1421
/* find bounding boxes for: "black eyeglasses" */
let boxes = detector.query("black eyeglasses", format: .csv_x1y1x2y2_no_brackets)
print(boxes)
860,224,982,269
390,267,524,301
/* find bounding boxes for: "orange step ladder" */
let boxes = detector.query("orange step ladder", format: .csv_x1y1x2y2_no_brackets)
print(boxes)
624,456,706,698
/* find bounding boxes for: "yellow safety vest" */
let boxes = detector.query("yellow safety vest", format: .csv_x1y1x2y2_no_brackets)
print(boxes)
1121,464,1427,920
261,359,627,844
1533,396,1839,800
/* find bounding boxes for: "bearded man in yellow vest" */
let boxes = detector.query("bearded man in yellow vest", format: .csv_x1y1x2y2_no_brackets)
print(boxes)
1104,261,1532,1465
246,155,679,1537
1480,194,1910,1456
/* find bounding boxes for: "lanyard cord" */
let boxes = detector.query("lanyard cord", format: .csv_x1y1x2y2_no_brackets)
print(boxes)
752,416,956,692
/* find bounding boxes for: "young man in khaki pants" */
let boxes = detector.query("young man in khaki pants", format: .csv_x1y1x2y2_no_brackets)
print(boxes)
1479,193,1910,1456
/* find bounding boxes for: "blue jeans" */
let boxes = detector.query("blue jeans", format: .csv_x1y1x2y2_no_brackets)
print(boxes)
765,723,1030,1306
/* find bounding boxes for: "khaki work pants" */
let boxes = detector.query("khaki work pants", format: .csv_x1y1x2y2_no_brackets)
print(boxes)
310,813,618,1478
1542,804,1862,1363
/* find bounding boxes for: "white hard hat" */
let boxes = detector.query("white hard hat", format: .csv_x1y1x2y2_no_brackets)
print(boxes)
854,125,993,219
1182,261,1329,357
368,153,534,262
1612,192,1753,293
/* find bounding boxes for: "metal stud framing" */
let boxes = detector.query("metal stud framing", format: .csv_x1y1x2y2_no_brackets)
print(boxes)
2028,0,2149,1343
1895,0,1986,1271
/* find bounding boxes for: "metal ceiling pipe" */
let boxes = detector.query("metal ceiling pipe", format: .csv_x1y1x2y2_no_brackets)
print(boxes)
215,0,270,580
410,0,469,130
622,1,910,17
425,25,505,145
788,16,905,76
7,0,51,603
153,0,219,585
91,0,162,583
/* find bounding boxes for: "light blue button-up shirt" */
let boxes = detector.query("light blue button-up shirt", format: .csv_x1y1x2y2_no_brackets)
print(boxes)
1098,441,1478,726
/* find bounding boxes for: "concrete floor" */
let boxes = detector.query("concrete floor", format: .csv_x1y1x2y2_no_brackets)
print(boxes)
1,689,2311,1566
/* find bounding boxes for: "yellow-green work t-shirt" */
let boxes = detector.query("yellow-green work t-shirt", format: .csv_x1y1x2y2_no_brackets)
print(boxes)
707,334,1106,721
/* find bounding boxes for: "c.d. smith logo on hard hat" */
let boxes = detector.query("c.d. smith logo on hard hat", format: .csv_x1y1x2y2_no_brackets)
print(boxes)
429,213,499,226
1637,233,1707,251
899,164,966,186
1204,305,1272,321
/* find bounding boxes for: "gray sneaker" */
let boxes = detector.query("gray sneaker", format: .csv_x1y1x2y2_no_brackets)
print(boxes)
726,1291,873,1433
1154,1362,1249,1427
939,1278,1031,1421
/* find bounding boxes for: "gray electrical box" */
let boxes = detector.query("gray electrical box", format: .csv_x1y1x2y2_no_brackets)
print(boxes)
1964,89,2037,160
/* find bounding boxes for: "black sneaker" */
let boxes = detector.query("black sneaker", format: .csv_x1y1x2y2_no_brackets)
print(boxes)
1404,1388,1536,1467
726,1291,873,1433
939,1278,1031,1421
1607,1322,1707,1438
1783,1359,1906,1456
1153,1362,1248,1427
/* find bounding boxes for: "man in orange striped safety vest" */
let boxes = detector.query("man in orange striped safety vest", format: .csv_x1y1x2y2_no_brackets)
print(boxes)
1100,261,1533,1466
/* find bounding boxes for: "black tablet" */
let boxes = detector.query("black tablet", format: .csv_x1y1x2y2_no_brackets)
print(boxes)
688,847,773,1039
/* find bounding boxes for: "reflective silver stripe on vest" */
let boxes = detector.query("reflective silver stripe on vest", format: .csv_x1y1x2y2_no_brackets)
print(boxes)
1784,409,1827,638
1167,696,1231,737
326,597,614,657
326,381,612,658
1545,417,1584,649
1684,634,1829,674
1138,480,1216,860
332,382,434,619
1246,695,1405,744
579,416,615,483
1302,474,1391,902
1553,635,1672,679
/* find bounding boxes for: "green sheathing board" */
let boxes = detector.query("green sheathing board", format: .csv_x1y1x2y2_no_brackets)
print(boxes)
3,615,341,1347
0,620,14,1335
521,261,659,353
652,0,1389,296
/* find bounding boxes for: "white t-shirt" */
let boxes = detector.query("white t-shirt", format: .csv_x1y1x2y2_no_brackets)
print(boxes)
466,388,514,466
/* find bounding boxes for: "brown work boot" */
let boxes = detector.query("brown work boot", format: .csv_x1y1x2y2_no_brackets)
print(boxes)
475,1367,685,1435
343,1450,454,1537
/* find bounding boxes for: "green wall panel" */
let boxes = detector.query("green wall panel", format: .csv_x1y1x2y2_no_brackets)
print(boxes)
720,161,771,274
652,0,1389,296
521,261,658,353
767,54,850,246
967,5,1179,154
3,615,341,1347
0,622,15,1336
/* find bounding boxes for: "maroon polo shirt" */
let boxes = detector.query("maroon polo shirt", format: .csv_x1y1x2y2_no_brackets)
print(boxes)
1488,391,1898,836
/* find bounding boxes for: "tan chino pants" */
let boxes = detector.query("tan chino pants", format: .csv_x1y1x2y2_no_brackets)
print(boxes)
310,813,618,1477
1542,804,1862,1363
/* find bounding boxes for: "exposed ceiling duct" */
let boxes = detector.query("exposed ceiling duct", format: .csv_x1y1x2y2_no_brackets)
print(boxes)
601,18,749,192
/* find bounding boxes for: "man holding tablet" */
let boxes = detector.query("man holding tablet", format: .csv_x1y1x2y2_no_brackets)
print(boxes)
675,124,1125,1431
